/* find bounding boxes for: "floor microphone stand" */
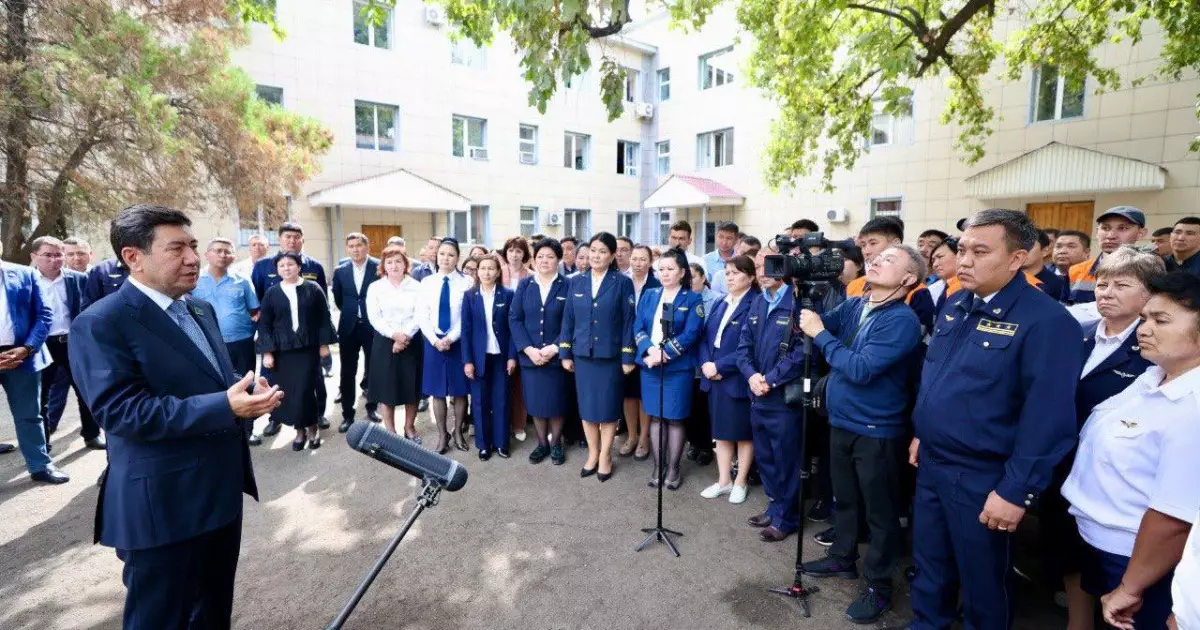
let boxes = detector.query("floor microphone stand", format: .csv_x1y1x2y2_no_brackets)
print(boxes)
768,282,821,617
327,479,443,630
635,308,682,557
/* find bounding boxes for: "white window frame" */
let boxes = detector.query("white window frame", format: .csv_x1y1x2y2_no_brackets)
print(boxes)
867,96,915,148
564,209,592,240
352,0,391,49
564,132,590,171
519,124,538,165
657,68,670,102
654,211,672,246
696,128,734,169
655,140,671,176
519,206,539,237
623,66,641,103
354,100,398,152
452,115,487,158
869,196,903,220
447,205,490,244
699,46,735,90
1031,65,1086,123
450,36,486,69
617,212,640,240
617,140,640,177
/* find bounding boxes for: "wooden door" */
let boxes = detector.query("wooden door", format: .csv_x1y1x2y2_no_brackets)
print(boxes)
361,225,402,258
1026,201,1095,234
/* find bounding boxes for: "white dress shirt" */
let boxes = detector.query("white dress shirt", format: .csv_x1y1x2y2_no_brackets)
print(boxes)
280,280,302,332
1063,365,1200,557
35,271,71,336
713,291,747,349
366,276,422,339
1081,319,1139,377
128,276,174,311
534,274,555,305
589,271,606,299
0,269,14,345
480,286,501,354
1174,510,1200,630
352,261,368,293
418,271,471,342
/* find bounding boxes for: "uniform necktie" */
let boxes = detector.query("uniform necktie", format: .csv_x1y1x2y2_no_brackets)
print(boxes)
969,294,986,314
168,300,220,374
438,276,451,335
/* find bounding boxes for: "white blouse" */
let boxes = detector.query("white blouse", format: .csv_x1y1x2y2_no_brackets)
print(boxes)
714,291,747,349
281,280,302,332
366,276,422,339
590,271,606,299
418,271,472,342
480,286,501,354
534,274,555,305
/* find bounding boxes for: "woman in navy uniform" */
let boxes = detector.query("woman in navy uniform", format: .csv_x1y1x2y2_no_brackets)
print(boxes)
686,261,719,466
418,238,473,454
635,248,705,490
461,254,517,460
699,255,760,504
510,238,571,465
559,232,636,482
620,245,659,459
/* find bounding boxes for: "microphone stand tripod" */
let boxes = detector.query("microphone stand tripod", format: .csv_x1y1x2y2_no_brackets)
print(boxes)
767,281,822,617
635,304,682,557
327,478,443,630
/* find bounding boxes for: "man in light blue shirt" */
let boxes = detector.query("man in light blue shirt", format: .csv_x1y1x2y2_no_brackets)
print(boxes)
193,237,261,443
704,221,740,294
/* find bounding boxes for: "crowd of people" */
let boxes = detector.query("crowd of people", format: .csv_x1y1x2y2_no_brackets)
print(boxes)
2,203,1199,630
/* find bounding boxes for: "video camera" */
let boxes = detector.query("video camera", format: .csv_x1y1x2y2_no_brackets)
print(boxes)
763,232,848,284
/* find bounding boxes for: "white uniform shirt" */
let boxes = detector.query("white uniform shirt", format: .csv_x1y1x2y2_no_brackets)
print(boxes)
418,271,471,342
1063,365,1200,556
589,271,606,300
352,261,368,294
280,280,302,332
713,291,746,349
1082,319,1139,377
1173,510,1200,630
534,274,555,305
480,286,501,354
35,271,71,336
366,276,421,339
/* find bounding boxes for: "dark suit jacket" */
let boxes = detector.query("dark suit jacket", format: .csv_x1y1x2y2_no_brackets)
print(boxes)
699,289,759,398
2,262,52,371
331,257,378,337
62,268,86,320
460,285,517,376
250,252,327,301
255,281,337,353
509,274,567,367
1077,319,1151,428
68,281,257,551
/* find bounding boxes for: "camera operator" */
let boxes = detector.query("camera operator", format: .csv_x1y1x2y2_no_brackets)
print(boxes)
794,244,925,623
846,217,935,335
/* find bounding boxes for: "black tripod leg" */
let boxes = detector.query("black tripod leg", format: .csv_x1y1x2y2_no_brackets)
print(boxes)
633,337,683,556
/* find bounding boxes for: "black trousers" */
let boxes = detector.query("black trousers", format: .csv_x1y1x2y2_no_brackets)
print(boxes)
40,335,99,440
828,426,907,588
686,380,713,453
116,516,242,630
338,322,376,421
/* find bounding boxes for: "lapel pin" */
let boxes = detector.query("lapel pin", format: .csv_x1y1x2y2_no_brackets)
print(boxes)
992,308,1001,314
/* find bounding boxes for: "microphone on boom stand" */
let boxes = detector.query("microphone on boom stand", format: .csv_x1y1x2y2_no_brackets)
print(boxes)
635,299,683,557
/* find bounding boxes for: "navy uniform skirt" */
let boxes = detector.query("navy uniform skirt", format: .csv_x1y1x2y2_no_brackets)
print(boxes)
574,356,622,423
640,367,693,421
521,362,569,418
709,389,752,441
422,337,469,398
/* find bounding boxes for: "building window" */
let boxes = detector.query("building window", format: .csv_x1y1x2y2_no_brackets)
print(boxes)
1032,65,1085,122
519,124,538,165
868,96,915,147
452,115,487,159
870,197,903,219
255,85,283,106
654,211,671,246
447,205,490,244
355,100,398,151
696,128,734,169
699,46,735,90
451,37,486,69
352,0,391,49
617,212,640,240
564,132,590,171
520,206,539,237
564,209,591,240
657,68,670,102
617,140,640,176
623,66,641,103
656,141,671,176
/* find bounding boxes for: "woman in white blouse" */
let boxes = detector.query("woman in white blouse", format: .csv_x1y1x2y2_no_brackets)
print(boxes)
365,245,424,440
418,238,473,454
1062,271,1200,630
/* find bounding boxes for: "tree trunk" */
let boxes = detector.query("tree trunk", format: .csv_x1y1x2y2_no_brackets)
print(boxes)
2,0,32,263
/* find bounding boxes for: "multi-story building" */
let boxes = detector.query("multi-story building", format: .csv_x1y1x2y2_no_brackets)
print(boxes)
177,2,1199,267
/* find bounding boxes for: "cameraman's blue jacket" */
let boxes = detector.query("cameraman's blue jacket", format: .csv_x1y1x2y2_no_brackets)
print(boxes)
815,296,922,438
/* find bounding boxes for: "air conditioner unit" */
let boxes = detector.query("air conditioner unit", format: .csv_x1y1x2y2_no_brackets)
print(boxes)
546,211,563,226
519,151,536,165
826,207,849,223
424,5,446,26
469,147,488,160
634,102,654,119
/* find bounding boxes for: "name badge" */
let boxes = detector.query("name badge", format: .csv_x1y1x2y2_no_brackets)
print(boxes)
775,318,789,326
976,319,1018,336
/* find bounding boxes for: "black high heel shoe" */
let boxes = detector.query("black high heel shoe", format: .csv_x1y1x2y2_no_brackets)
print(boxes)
598,470,613,482
309,433,322,450
292,435,308,452
580,466,597,478
453,431,469,452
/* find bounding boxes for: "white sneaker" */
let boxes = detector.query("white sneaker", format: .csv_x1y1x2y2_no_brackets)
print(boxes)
729,485,749,504
700,483,733,499
514,431,527,442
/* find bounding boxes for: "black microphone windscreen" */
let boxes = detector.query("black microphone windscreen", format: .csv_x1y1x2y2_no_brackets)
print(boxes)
345,422,468,491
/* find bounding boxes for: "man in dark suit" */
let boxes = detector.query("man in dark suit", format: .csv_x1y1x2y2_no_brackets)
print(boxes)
332,232,380,432
82,256,129,311
0,247,68,482
69,204,282,629
29,236,105,450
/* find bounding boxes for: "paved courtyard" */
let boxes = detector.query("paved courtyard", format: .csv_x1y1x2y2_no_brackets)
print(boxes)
0,363,1062,629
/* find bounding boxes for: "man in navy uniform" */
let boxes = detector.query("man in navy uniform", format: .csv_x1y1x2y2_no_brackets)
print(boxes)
331,232,380,432
250,221,330,433
82,256,129,310
908,208,1081,630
